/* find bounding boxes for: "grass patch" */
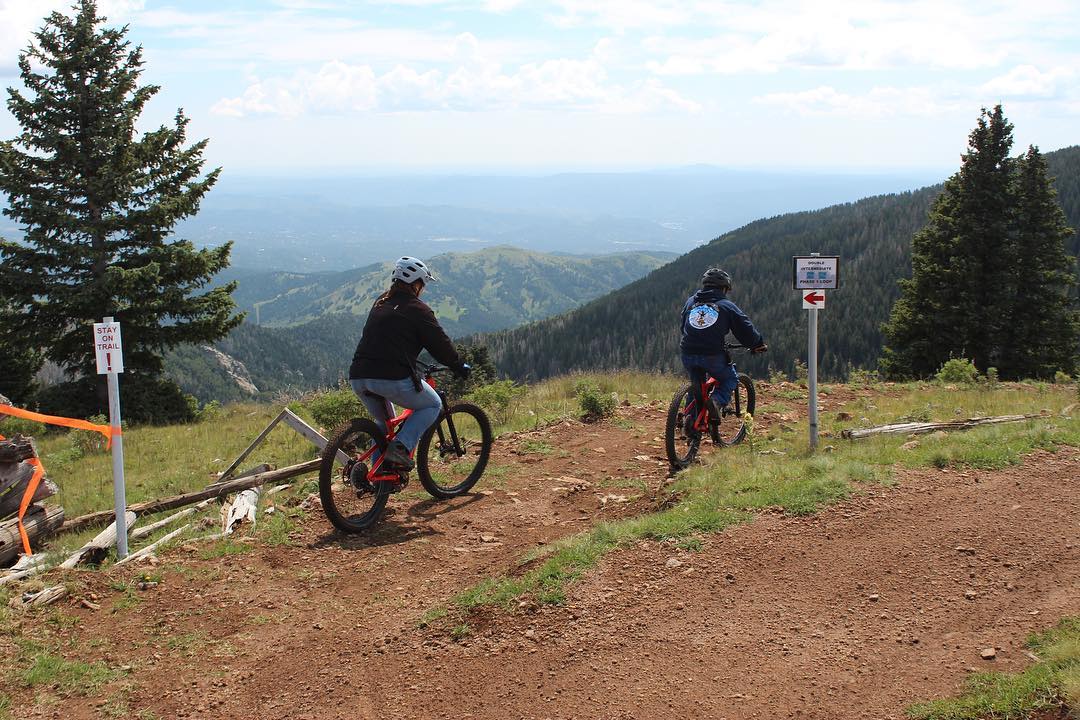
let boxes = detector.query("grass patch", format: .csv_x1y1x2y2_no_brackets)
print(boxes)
259,509,302,547
907,617,1080,719
0,693,10,720
519,439,554,455
17,639,119,696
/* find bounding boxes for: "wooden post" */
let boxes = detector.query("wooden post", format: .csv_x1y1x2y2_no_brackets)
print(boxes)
0,505,64,567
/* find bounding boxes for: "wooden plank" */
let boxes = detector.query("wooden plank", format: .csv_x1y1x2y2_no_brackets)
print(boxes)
59,511,137,569
130,500,212,541
113,524,190,567
0,505,65,567
217,409,287,482
61,458,321,534
283,410,350,464
842,413,1043,440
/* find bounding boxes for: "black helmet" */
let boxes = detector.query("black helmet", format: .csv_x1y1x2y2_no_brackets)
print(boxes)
701,267,731,290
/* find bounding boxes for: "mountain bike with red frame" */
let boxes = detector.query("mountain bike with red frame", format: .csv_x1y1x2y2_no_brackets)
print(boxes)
318,362,493,533
664,344,757,470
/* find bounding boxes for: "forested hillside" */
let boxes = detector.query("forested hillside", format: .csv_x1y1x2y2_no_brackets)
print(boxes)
477,146,1080,381
166,248,672,401
224,246,674,336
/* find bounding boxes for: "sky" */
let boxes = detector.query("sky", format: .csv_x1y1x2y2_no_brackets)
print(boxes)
0,0,1078,175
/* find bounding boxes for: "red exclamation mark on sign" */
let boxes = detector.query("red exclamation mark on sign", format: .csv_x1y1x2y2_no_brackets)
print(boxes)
106,352,112,371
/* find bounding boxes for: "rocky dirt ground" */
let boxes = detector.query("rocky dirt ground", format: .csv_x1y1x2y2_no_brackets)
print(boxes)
4,388,1079,720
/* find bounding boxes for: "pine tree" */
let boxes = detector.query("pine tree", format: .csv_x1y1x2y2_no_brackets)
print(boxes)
882,106,1018,378
1003,146,1080,377
0,1,242,416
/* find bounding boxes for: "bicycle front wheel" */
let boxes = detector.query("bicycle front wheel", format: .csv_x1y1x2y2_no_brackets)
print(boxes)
416,403,493,499
717,374,756,446
665,384,700,470
318,418,391,533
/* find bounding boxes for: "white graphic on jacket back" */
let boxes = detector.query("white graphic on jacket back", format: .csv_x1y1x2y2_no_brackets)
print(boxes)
688,303,719,329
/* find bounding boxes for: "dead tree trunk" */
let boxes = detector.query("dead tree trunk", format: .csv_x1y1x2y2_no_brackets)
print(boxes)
841,413,1045,440
0,505,64,566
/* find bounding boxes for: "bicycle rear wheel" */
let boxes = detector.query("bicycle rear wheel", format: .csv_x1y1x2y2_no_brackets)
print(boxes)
319,419,392,533
416,402,493,499
665,384,701,470
717,373,756,446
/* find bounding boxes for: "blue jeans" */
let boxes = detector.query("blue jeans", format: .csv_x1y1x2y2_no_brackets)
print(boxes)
350,377,442,452
681,353,738,408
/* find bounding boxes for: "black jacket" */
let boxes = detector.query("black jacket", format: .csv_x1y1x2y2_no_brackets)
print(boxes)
679,288,764,357
349,289,463,381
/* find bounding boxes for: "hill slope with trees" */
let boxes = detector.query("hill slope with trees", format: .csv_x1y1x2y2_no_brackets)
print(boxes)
476,146,1080,382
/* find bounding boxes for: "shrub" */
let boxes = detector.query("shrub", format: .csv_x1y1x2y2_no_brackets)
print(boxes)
935,358,979,384
70,413,110,455
793,359,809,383
467,380,525,424
574,380,617,421
1054,370,1073,385
0,415,46,438
195,400,223,423
848,367,881,386
305,386,364,432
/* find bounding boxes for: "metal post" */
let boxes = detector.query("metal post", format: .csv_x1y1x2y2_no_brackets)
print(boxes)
103,316,128,559
807,255,820,450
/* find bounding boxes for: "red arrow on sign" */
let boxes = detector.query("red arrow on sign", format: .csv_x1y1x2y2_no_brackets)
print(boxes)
803,291,825,306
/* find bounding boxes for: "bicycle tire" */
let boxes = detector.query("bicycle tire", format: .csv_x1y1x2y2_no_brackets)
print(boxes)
318,418,391,533
665,384,700,470
416,402,493,499
717,374,756,446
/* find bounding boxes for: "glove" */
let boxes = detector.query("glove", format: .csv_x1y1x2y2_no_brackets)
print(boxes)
454,362,472,380
751,344,768,354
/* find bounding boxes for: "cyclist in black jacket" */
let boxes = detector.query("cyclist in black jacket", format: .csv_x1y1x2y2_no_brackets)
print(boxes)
680,268,767,419
349,256,469,470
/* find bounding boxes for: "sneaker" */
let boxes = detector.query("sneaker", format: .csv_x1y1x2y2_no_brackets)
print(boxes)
382,440,415,471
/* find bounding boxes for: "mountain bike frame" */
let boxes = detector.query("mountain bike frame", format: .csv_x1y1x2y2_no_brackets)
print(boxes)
355,365,458,485
684,344,748,433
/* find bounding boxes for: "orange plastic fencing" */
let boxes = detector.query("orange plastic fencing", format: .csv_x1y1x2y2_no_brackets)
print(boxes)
0,405,116,556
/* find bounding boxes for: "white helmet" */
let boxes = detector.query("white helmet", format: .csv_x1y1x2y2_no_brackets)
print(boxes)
391,256,437,284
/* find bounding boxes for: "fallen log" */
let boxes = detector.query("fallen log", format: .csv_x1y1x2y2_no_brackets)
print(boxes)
113,524,190,567
130,499,212,541
21,585,67,607
0,553,51,586
59,512,137,569
841,413,1045,440
207,463,273,490
0,505,64,566
61,458,321,534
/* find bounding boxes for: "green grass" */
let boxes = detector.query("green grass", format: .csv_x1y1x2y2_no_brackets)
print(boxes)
0,692,10,720
907,617,1080,719
17,639,119,696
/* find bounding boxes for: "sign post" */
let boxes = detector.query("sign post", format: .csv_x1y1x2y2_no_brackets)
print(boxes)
792,255,839,451
94,317,128,559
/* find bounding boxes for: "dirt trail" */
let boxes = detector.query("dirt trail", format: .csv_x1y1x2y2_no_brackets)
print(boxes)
10,395,1080,720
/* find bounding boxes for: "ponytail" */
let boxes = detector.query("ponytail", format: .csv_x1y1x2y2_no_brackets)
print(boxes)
373,279,421,308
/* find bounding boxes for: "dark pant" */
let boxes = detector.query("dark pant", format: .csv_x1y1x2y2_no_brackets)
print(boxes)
681,353,739,408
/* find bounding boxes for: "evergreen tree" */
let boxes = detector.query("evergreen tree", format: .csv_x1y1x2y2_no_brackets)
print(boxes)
0,1,242,415
1003,146,1080,377
882,106,1017,378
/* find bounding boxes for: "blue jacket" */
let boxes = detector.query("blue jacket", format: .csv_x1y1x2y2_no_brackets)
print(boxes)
679,288,764,357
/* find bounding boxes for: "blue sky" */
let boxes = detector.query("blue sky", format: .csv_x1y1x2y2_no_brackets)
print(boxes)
1,0,1078,174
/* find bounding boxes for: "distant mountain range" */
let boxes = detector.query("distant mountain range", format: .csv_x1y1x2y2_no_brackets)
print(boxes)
172,166,943,271
475,146,1080,382
167,247,673,400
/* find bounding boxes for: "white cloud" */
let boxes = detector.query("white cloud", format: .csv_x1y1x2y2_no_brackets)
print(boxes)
754,85,947,117
212,39,699,116
980,65,1075,99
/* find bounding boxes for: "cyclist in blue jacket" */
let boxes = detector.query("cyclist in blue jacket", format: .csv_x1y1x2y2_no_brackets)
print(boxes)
680,268,767,425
